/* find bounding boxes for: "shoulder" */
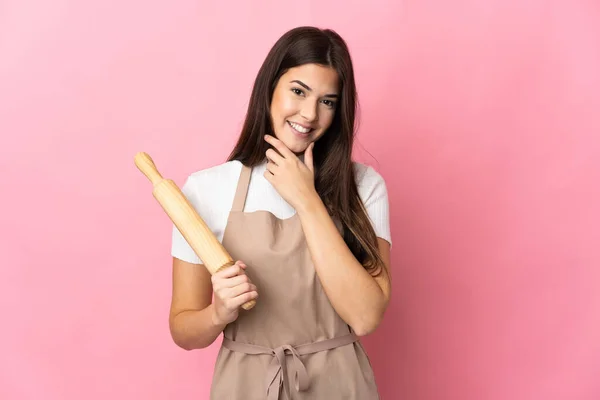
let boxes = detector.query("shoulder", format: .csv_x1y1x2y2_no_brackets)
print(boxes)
352,162,388,199
184,160,242,190
351,161,392,243
181,160,242,203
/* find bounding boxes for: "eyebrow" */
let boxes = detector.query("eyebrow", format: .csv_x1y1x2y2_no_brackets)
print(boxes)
290,80,339,98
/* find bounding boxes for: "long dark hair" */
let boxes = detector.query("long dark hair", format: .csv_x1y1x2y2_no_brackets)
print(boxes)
227,26,384,276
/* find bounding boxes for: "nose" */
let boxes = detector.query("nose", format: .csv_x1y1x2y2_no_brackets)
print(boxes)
300,100,318,122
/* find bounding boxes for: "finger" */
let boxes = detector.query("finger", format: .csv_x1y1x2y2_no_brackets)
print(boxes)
227,291,259,309
213,264,243,280
266,148,284,165
235,260,247,269
216,273,251,289
304,142,314,173
264,135,295,159
266,160,278,175
226,281,257,298
264,169,274,181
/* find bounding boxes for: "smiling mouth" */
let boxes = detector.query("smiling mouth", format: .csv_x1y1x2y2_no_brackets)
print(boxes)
287,121,313,135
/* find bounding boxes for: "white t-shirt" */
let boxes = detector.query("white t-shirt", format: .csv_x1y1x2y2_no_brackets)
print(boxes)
171,160,392,264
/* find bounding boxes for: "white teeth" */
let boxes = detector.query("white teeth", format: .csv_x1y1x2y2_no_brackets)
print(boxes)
288,121,311,134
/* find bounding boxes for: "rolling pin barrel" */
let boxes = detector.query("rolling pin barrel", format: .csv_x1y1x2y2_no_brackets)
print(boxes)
135,152,256,310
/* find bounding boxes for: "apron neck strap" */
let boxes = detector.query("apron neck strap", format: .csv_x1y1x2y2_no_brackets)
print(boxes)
232,164,252,212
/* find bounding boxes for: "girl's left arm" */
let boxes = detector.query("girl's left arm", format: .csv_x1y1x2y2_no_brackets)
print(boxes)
296,196,391,336
263,135,392,336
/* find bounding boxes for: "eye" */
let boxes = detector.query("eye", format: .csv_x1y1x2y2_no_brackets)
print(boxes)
321,99,336,109
291,88,304,96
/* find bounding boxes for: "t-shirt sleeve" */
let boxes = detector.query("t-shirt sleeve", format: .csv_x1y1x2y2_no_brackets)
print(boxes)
357,165,392,247
170,175,202,264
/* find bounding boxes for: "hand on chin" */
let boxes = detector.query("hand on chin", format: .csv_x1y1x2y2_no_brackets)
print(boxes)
263,134,317,211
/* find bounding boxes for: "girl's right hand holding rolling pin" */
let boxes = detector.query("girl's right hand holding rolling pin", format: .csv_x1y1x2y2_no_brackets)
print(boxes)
211,261,258,326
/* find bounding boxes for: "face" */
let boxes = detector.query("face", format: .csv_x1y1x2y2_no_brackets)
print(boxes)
270,63,340,154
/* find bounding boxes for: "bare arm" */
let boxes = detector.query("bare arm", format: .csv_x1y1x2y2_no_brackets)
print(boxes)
297,198,392,336
169,257,225,350
169,258,259,350
262,134,392,337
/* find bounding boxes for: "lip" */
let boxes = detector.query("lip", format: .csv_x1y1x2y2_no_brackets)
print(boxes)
287,121,313,137
288,120,312,130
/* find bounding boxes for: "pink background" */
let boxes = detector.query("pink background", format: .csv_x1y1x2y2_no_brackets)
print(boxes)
1,1,599,399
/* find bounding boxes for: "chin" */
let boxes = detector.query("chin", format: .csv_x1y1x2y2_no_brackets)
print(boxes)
275,133,311,154
286,142,308,154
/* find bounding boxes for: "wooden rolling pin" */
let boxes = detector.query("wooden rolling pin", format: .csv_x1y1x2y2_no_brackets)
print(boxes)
134,152,256,310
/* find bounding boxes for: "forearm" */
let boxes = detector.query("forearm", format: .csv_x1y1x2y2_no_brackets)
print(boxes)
170,304,226,350
297,196,388,336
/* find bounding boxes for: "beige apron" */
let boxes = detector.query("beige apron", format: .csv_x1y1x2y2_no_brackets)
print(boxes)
210,164,380,400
